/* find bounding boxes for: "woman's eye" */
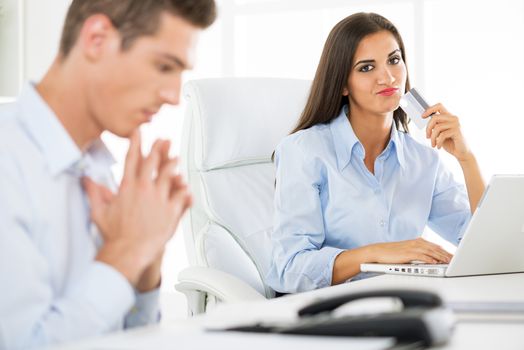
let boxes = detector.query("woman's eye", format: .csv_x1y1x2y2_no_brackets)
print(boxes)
389,56,401,65
359,65,374,72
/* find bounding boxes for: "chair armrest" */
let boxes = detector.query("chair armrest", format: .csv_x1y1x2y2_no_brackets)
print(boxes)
175,266,266,303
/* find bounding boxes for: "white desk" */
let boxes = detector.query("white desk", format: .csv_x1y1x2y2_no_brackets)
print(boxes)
55,273,524,350
300,272,524,302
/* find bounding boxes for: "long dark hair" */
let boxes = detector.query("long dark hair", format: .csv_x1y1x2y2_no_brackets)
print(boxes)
291,12,410,135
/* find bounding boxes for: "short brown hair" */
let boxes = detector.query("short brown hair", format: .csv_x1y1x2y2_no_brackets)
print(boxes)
60,0,217,57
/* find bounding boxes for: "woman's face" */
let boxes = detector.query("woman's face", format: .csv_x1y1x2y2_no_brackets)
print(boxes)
344,30,407,117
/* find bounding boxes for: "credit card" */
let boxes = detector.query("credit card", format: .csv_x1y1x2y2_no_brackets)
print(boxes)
399,88,431,129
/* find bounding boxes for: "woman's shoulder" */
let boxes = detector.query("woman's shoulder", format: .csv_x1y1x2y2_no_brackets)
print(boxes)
277,123,333,155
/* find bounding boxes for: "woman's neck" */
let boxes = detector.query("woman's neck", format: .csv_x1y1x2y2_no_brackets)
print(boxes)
347,104,393,173
348,105,392,154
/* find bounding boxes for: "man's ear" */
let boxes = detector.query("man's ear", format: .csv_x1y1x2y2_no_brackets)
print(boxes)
78,14,119,62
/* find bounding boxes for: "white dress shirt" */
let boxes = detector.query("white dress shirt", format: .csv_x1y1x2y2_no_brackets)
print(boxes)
0,84,160,349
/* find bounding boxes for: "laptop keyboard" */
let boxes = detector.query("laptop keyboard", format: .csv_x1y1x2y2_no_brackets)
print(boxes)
391,264,448,276
411,264,449,268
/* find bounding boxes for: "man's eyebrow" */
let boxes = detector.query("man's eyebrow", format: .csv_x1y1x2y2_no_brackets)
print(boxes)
159,53,189,70
353,49,401,68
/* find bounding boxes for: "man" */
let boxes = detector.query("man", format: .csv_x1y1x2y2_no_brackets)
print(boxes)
0,0,216,348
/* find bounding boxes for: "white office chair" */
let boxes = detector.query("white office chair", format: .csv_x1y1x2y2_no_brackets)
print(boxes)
175,78,311,315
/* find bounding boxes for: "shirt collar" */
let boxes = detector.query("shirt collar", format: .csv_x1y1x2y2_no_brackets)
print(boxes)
330,105,359,171
329,105,406,171
389,120,406,170
16,83,115,177
82,138,116,184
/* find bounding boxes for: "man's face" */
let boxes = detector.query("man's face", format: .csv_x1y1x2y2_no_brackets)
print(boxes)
88,13,199,137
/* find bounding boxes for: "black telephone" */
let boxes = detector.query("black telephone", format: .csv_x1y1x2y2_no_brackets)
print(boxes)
227,289,454,347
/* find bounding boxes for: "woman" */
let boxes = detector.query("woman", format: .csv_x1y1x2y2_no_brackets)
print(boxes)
266,13,485,293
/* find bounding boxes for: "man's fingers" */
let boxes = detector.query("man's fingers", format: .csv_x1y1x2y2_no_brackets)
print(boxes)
159,140,171,168
140,140,163,183
171,172,185,190
157,158,179,196
96,183,114,203
169,184,192,213
123,129,142,185
82,177,107,221
184,192,193,210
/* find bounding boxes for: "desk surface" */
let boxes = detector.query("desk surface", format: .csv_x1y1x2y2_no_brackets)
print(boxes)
55,273,524,350
304,272,524,303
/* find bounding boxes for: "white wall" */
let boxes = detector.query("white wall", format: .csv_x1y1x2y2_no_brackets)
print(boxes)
23,0,70,81
224,0,524,181
0,0,23,98
0,0,70,98
423,0,524,179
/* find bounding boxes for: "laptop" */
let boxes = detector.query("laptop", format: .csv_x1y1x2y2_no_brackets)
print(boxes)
361,175,524,277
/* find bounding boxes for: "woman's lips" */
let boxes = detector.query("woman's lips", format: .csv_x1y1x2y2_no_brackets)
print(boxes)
377,88,399,97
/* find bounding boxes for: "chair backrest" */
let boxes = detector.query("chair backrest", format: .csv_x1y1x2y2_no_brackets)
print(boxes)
180,78,311,298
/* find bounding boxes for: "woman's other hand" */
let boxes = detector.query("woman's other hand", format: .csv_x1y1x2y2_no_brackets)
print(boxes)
422,103,473,162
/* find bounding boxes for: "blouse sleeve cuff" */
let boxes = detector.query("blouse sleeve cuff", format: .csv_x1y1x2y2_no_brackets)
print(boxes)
315,247,345,288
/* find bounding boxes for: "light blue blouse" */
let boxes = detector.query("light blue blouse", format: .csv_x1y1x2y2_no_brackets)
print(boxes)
266,106,470,293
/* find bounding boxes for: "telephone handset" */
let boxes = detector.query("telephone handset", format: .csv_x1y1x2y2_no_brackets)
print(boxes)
227,289,454,347
298,289,443,316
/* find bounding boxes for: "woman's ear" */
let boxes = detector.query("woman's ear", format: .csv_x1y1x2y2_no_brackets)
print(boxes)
342,87,349,96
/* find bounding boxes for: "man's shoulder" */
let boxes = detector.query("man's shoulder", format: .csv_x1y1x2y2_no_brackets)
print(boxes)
0,102,19,128
1,102,29,136
0,103,42,164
